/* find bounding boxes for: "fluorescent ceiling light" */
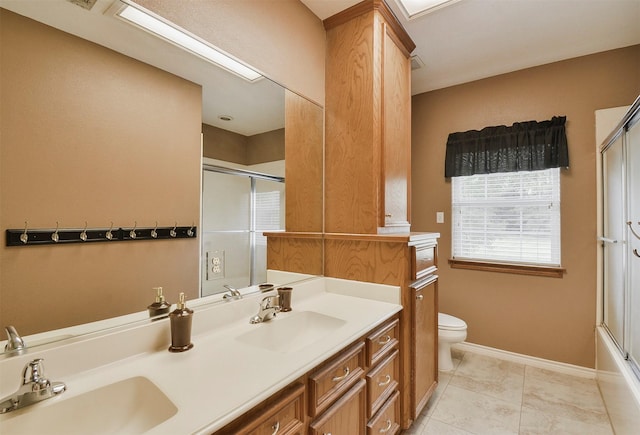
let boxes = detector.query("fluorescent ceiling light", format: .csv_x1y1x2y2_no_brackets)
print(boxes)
396,0,462,19
115,3,262,82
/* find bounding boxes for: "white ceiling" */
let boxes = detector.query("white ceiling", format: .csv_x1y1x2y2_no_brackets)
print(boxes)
303,0,640,95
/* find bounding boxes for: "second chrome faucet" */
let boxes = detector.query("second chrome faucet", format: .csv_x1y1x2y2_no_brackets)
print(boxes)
249,295,281,324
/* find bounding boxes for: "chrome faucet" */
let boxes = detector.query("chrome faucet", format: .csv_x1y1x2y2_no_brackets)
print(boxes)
0,358,66,414
222,284,243,301
4,325,26,353
250,295,281,324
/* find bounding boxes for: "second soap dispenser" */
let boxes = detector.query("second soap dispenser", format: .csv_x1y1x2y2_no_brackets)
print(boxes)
168,292,194,352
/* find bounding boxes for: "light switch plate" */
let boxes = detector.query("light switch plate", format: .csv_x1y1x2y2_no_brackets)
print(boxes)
436,212,445,224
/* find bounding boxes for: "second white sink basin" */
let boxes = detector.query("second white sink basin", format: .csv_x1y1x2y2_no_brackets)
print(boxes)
0,376,177,434
236,310,346,353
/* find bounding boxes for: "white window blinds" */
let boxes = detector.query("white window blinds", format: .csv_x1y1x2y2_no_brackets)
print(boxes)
452,168,561,266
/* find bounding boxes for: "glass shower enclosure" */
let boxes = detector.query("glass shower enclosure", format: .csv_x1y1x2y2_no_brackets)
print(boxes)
600,96,640,378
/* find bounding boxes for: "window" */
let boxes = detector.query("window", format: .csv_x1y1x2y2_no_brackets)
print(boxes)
451,168,561,266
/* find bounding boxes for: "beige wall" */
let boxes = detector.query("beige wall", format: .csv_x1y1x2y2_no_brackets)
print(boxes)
247,129,285,165
0,10,202,335
411,45,640,368
202,124,284,165
136,0,326,106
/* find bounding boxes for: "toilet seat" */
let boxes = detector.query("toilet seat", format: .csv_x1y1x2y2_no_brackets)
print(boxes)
438,313,467,331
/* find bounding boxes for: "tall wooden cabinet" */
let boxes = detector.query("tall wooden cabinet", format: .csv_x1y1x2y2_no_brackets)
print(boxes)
324,0,414,235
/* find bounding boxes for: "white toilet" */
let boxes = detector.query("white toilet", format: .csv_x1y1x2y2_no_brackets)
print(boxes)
438,313,467,371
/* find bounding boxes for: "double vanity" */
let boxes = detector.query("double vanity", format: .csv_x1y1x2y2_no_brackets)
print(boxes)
0,276,402,434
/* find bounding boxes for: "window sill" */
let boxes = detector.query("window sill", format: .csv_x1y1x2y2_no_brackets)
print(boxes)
448,258,565,278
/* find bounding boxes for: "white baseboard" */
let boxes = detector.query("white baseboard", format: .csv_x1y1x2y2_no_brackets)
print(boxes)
453,342,596,379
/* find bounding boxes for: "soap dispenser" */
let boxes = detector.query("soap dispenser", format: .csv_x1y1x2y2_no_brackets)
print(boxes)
168,292,194,352
147,287,171,318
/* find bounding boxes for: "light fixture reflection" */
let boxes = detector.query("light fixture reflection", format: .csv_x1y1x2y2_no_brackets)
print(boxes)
115,3,262,82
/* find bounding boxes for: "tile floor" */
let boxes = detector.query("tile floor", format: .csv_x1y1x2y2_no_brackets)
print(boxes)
404,349,614,435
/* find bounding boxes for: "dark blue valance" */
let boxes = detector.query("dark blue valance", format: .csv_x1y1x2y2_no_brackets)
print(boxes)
444,116,569,178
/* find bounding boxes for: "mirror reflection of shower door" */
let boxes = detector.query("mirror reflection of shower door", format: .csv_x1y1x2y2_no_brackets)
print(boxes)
201,171,251,297
201,167,284,297
254,178,285,285
602,134,625,350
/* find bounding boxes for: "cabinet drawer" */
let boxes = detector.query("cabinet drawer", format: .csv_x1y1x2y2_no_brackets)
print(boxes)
226,383,305,435
366,318,399,367
308,342,365,417
367,389,400,435
411,244,437,280
309,379,366,435
366,349,399,418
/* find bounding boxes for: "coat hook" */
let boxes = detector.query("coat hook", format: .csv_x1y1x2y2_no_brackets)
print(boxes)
51,221,60,243
151,221,158,239
130,221,137,239
106,222,114,240
80,221,88,242
634,248,640,259
187,222,194,237
20,221,29,244
628,221,640,241
170,222,177,238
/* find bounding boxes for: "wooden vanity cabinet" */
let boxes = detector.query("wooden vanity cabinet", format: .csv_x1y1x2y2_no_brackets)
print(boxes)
324,233,439,429
215,315,401,435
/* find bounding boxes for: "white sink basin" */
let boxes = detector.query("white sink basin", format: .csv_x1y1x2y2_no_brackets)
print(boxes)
0,376,177,434
236,310,346,353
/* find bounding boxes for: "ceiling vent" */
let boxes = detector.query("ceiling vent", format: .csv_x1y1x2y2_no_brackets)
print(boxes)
66,0,98,10
411,55,425,71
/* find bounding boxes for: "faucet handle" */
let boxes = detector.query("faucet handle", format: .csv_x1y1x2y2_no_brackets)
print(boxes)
261,295,280,309
22,359,45,385
22,359,52,392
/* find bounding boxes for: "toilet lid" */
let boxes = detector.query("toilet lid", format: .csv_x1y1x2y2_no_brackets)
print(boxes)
438,313,467,331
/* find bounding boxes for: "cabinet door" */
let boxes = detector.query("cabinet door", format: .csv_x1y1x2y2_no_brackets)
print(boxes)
412,276,438,418
223,383,305,435
309,379,367,435
381,22,411,232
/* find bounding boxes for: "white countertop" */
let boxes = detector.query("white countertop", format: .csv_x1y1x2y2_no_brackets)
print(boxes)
0,277,401,434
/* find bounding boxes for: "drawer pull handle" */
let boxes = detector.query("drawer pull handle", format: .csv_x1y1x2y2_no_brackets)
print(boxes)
416,294,424,301
332,366,350,382
377,335,391,345
379,420,392,433
378,374,391,387
271,421,280,435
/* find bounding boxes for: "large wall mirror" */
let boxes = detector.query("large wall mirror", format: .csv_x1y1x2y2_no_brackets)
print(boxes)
0,0,323,351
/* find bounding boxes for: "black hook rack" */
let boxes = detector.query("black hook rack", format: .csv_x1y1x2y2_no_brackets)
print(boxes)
5,224,197,247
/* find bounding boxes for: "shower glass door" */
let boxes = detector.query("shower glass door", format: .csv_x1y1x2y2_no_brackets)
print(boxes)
626,117,640,373
602,134,626,350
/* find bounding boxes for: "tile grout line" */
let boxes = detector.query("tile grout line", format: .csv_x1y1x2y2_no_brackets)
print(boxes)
518,364,528,435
